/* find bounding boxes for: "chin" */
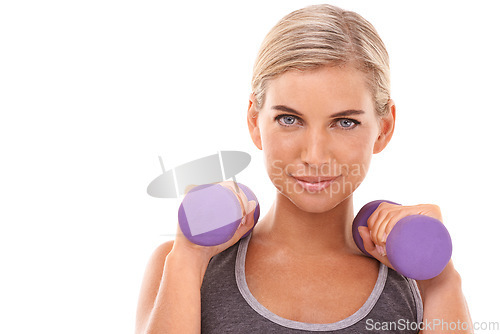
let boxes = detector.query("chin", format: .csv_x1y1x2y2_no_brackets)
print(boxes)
297,193,347,213
271,172,362,213
277,183,349,214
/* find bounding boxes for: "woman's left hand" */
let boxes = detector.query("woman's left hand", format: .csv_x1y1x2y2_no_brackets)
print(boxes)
358,202,474,332
357,202,444,269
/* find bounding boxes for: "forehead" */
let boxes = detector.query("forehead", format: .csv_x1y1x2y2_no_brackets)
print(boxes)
265,66,374,113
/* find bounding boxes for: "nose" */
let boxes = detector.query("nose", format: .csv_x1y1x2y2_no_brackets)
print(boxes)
301,129,332,170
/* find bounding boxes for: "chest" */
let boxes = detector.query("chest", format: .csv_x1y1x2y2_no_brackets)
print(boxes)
244,247,380,324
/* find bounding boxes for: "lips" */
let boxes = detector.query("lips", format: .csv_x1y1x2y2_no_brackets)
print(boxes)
291,175,340,192
292,176,337,183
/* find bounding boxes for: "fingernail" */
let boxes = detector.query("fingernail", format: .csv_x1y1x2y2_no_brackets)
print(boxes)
382,232,388,243
376,245,386,257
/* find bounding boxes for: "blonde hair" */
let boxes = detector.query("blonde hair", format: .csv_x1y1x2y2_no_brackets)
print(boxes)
251,4,391,116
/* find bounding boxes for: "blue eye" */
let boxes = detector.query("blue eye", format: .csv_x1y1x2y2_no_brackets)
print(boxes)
337,118,360,129
275,114,299,127
275,114,360,129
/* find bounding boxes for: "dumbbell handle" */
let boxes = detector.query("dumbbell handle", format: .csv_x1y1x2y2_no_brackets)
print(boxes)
352,200,452,280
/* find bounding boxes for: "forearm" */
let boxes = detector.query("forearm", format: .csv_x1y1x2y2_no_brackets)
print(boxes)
418,262,473,334
143,249,210,334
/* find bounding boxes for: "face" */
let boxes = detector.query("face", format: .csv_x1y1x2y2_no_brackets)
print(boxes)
248,65,395,213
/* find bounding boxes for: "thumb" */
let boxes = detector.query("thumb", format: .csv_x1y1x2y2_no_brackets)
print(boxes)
232,200,257,241
358,226,394,270
358,226,377,256
241,200,257,226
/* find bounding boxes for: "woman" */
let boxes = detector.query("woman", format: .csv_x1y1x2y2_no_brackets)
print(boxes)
135,4,472,333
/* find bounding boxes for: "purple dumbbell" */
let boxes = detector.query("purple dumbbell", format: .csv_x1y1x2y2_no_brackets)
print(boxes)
352,200,452,280
178,183,260,246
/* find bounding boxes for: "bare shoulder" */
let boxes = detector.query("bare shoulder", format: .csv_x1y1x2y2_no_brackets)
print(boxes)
142,240,175,284
135,240,175,333
151,240,175,263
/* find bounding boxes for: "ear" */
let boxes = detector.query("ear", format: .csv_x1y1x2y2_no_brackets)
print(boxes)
373,99,396,154
247,93,263,150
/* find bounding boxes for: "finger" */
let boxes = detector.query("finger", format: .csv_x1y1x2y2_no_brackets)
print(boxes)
366,204,383,231
209,201,257,255
374,210,401,244
368,207,391,246
244,200,256,218
358,226,377,256
417,204,443,222
380,210,409,243
359,226,386,257
358,226,393,269
366,202,390,240
219,181,249,216
369,203,401,245
241,200,257,226
233,201,257,241
370,212,388,245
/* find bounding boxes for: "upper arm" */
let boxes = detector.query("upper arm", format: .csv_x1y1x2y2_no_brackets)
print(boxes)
135,240,175,334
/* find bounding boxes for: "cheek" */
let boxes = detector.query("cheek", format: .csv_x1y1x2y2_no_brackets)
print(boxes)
334,132,376,179
259,129,302,192
260,124,299,160
262,133,293,180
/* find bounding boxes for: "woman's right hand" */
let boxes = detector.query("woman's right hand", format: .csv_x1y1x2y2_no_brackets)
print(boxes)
170,181,258,263
136,181,257,334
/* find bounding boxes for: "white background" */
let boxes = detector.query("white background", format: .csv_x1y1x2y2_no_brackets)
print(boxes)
1,0,499,333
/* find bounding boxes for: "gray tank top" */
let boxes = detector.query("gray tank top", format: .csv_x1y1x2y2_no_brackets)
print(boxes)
201,234,423,333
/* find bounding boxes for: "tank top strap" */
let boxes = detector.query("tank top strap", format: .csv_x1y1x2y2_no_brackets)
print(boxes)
201,233,423,333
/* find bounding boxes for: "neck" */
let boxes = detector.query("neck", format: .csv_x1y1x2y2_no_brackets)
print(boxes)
255,191,358,256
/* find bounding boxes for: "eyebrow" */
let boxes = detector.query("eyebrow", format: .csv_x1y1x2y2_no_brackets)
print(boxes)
271,105,365,118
